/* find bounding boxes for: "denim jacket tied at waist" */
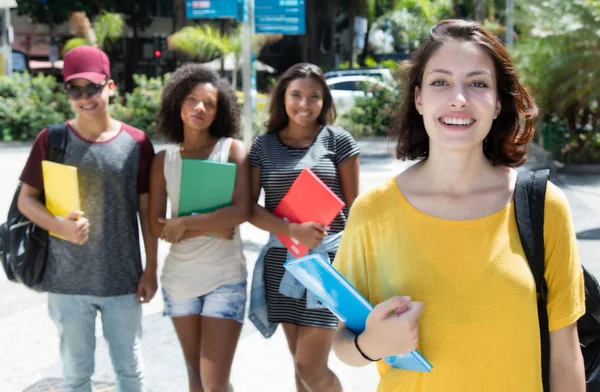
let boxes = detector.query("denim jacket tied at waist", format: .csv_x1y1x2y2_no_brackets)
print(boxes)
248,232,343,338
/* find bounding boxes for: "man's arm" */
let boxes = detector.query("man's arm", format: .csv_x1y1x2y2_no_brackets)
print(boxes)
18,184,64,234
18,183,88,244
550,322,585,391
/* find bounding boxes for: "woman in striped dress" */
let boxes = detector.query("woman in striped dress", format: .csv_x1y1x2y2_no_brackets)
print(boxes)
249,63,360,391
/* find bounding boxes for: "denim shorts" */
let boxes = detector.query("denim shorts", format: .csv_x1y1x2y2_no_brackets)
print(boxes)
162,281,247,323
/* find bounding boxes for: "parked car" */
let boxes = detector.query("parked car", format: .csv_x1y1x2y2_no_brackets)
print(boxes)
11,49,30,74
325,67,394,84
326,75,394,114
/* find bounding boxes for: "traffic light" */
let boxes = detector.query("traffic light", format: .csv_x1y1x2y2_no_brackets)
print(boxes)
152,35,167,76
153,35,167,56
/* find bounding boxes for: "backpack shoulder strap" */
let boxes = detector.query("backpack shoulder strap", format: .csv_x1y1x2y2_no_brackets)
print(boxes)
47,123,69,163
514,168,551,392
515,169,550,296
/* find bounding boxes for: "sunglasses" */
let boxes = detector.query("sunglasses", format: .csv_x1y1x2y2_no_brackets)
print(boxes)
65,81,108,100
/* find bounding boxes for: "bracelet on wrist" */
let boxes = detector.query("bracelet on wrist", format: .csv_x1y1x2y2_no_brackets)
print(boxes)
354,334,381,362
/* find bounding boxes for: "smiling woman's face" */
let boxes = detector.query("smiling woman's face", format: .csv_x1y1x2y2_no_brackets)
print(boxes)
415,40,502,154
284,77,324,127
180,82,219,132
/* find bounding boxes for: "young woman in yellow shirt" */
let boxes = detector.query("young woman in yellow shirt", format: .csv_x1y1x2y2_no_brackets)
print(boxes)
332,19,585,392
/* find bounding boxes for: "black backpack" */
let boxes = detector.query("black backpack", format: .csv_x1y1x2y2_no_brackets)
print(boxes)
0,123,68,291
515,169,600,391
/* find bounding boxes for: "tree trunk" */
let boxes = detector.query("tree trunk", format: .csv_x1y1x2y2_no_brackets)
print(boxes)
304,0,319,63
124,5,140,92
451,0,462,18
475,0,485,22
220,19,227,77
357,20,370,66
325,1,340,69
173,0,187,32
347,0,356,68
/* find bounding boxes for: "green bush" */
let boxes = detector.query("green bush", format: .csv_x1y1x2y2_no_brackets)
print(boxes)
0,73,73,141
513,0,600,163
541,121,600,164
110,74,169,134
341,82,402,137
0,72,169,141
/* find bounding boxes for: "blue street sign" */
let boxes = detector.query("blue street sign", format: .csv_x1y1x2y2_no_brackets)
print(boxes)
255,0,306,35
186,0,239,19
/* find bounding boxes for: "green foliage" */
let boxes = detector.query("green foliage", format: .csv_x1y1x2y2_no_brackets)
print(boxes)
336,61,361,70
170,25,240,61
513,0,599,163
0,72,168,140
251,106,269,138
64,11,125,53
16,0,109,25
94,11,125,49
110,74,169,134
63,38,88,54
341,82,402,136
368,9,431,54
0,73,73,141
541,121,600,164
363,56,398,71
367,1,455,55
394,0,455,23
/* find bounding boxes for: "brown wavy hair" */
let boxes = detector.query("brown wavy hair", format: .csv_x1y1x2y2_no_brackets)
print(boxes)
390,19,539,167
265,63,336,133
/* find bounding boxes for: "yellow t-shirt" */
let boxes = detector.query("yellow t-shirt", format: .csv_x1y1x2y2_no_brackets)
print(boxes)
334,177,585,392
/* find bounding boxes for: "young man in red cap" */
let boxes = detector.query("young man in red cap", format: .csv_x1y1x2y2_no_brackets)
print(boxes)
17,46,156,392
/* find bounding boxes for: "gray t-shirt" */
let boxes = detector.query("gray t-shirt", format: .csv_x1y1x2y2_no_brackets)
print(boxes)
20,122,155,296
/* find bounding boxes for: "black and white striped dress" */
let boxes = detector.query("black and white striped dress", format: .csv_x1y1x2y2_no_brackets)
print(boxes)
249,126,360,329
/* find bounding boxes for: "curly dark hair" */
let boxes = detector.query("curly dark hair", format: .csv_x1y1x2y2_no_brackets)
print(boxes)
156,63,241,142
266,63,336,134
390,19,539,167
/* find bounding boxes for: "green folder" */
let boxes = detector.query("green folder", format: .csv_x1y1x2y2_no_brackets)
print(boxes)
179,159,237,217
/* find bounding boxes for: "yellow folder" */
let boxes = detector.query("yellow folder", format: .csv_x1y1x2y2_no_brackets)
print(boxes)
41,160,81,240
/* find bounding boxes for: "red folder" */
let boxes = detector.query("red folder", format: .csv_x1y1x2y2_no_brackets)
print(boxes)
273,168,345,257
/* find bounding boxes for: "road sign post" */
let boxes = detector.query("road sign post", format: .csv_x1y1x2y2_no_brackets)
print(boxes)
241,0,255,148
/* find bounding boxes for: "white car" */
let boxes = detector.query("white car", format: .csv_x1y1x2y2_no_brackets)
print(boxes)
324,68,395,84
326,75,394,114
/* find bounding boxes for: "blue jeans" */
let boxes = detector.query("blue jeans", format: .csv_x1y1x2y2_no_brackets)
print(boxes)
48,293,144,392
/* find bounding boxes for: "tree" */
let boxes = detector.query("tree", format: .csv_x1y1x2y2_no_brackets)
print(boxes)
63,11,125,53
514,0,600,162
172,0,188,33
16,0,110,25
366,0,455,57
169,24,282,89
16,0,114,58
170,25,241,87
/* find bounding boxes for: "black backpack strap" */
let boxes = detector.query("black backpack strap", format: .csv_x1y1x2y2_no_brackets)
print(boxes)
47,123,68,163
514,169,551,392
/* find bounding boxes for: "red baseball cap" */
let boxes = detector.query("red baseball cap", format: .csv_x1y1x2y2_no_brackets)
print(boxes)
63,46,111,84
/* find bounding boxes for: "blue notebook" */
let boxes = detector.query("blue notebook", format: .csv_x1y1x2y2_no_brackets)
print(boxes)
283,254,433,372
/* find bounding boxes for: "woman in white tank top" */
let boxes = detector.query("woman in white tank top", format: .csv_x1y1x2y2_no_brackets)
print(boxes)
148,64,250,392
